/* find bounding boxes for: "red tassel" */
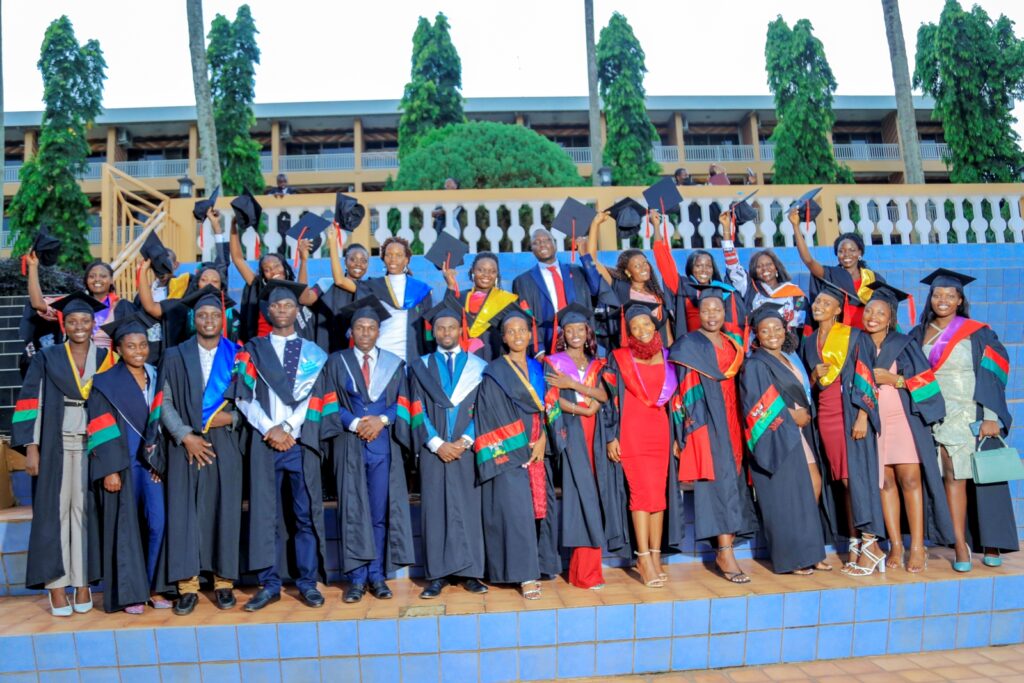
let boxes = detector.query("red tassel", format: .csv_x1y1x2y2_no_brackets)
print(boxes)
199,223,205,249
21,256,27,276
659,199,667,242
253,230,261,260
293,226,308,270
645,209,651,240
907,294,917,328
57,310,65,336
551,310,559,356
460,308,470,351
135,263,143,289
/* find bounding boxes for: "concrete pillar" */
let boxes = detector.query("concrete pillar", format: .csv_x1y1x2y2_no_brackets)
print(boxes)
188,125,198,181
23,131,36,161
354,118,363,172
271,121,281,175
106,128,118,164
515,113,525,126
674,113,685,168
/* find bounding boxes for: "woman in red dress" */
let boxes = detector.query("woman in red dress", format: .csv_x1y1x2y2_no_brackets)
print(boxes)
604,302,683,587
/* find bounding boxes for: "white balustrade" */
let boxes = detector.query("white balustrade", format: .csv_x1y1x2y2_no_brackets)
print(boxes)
361,151,399,169
4,165,21,183
832,143,901,161
683,145,756,162
562,147,592,164
114,159,189,178
653,145,679,163
279,153,355,173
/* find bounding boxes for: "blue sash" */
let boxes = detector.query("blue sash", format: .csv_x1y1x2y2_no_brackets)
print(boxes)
202,337,240,432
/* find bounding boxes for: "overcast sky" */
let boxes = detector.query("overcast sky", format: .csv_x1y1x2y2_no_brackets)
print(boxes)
3,0,1023,135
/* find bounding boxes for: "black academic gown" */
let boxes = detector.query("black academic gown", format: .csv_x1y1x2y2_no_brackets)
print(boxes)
407,352,487,580
225,336,329,579
544,356,631,559
12,343,112,589
159,337,244,583
801,324,886,538
909,321,1019,553
318,349,416,576
356,276,433,361
740,349,836,573
511,258,603,355
607,279,672,348
670,333,759,544
874,333,955,546
653,242,748,341
601,350,686,554
445,288,519,361
86,362,168,612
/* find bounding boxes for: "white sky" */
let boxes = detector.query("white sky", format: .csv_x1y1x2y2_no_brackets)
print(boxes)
3,0,1023,136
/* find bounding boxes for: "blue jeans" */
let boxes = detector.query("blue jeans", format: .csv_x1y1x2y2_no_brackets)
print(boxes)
347,447,390,585
257,446,318,594
131,458,165,588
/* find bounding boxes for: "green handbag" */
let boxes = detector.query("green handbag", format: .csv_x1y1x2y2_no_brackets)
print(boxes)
971,437,1024,484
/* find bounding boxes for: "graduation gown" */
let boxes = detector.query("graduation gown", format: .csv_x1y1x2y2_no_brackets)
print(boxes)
607,279,672,347
318,349,416,575
544,354,630,558
85,362,167,612
225,336,330,578
810,264,885,329
12,342,114,589
601,349,686,553
356,276,433,361
238,273,315,343
310,281,357,353
801,324,886,537
408,350,487,579
740,349,836,573
159,336,244,583
670,333,759,543
909,319,1018,553
446,287,519,361
474,356,561,582
511,258,603,354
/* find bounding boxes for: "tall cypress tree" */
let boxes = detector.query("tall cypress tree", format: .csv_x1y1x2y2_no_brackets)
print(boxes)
398,12,465,157
9,16,105,267
596,12,659,186
914,0,1024,183
765,16,853,184
207,5,264,195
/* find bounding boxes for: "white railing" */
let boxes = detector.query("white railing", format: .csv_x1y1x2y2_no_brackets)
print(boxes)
920,142,950,161
4,166,21,183
761,144,775,161
832,143,902,161
361,151,400,169
79,162,104,180
260,156,273,172
562,147,592,164
279,153,356,172
653,145,680,163
113,159,190,178
683,145,756,162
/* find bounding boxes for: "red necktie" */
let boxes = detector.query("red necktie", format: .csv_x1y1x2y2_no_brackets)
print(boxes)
361,353,371,388
547,265,567,309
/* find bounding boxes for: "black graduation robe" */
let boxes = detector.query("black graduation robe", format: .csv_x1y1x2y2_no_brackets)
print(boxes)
653,241,748,342
800,324,886,538
17,302,62,378
407,350,487,579
158,336,244,583
225,336,330,579
12,342,114,589
445,287,519,361
317,349,416,576
511,257,603,355
85,361,167,612
544,354,630,559
809,264,886,329
670,332,759,543
909,319,1018,553
356,276,433,361
740,349,836,573
874,332,956,546
310,281,358,353
607,278,672,347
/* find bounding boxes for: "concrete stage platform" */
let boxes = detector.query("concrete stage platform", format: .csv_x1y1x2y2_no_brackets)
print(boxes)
0,546,1021,682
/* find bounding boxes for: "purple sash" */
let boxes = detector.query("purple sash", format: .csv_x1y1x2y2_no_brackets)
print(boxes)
927,315,965,367
634,349,676,407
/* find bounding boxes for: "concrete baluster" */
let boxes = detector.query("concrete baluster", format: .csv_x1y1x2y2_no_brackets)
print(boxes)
893,197,914,244
1005,195,1024,242
986,195,1008,244
968,196,988,242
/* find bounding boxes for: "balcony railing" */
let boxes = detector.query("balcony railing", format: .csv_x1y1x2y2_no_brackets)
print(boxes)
561,147,592,164
113,159,190,178
920,142,950,161
279,153,355,172
361,151,400,169
653,145,679,163
832,143,902,161
4,166,20,183
683,145,756,162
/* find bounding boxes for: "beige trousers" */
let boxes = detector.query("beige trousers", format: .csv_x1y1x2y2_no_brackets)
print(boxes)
45,434,88,589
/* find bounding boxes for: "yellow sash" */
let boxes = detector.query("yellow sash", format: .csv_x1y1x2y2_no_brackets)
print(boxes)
855,268,876,305
65,343,116,399
168,273,191,300
504,357,544,411
818,322,851,387
467,288,518,339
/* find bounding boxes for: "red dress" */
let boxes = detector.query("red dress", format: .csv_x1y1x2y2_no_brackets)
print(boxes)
845,278,865,330
715,342,744,471
568,402,604,588
816,335,849,480
619,360,671,512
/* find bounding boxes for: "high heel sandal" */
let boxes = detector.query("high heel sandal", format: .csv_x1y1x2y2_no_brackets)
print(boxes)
886,544,905,571
649,548,668,581
520,580,542,600
634,551,664,588
843,536,885,576
73,587,93,614
845,537,862,568
953,546,973,573
906,546,928,574
48,591,73,618
715,546,751,584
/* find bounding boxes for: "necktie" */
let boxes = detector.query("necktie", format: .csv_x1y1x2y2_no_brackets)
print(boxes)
445,351,456,379
283,338,301,386
547,265,567,309
361,352,371,389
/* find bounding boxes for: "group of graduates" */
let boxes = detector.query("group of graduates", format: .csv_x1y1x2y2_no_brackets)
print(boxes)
12,182,1016,617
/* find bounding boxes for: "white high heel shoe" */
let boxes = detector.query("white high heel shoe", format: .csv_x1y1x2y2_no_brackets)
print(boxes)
49,591,73,617
73,587,93,614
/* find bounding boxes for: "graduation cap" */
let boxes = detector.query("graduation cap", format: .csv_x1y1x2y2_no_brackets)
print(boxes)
338,296,391,330
334,193,366,232
607,197,646,239
424,231,470,271
552,198,598,238
179,284,235,311
693,283,728,302
259,279,307,304
789,187,822,223
728,189,759,226
31,226,61,267
623,300,665,326
287,212,331,253
814,278,863,307
193,187,220,221
101,311,156,344
642,177,683,215
749,302,786,329
501,304,540,355
555,302,593,328
51,291,106,317
424,300,463,325
920,268,975,289
140,232,175,278
866,281,909,308
231,190,262,230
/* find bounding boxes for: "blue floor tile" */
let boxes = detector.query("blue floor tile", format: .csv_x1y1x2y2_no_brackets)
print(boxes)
959,578,994,613
635,602,672,639
321,658,360,681
956,613,992,648
745,630,781,665
156,628,199,665
79,670,120,683
479,613,518,650
671,636,708,671
922,615,957,652
519,611,556,647
557,607,596,644
518,646,556,681
199,663,241,683
197,626,239,663
596,641,634,676
781,627,817,662
37,670,79,683
924,581,960,616
360,655,399,683
440,615,479,652
634,638,671,673
279,658,319,682
709,633,744,669
673,599,711,637
855,585,891,621
160,664,202,683
853,621,888,657
890,584,926,619
116,630,158,667
117,666,161,683
747,594,783,631
887,618,923,654
0,636,35,673
401,654,439,681
783,591,820,628
359,619,399,656
480,649,518,683
710,597,747,634
441,652,478,683
33,633,76,671
399,617,439,653
237,624,278,661
817,624,853,660
318,620,358,658
277,622,318,660
990,611,1024,646
596,604,635,641
819,588,855,624
239,661,281,683
557,643,595,679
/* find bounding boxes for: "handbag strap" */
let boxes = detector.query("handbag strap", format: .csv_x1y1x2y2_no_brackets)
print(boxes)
978,435,1009,449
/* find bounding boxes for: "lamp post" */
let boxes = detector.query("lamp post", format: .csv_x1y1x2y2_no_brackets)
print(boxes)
177,176,195,198
597,166,613,187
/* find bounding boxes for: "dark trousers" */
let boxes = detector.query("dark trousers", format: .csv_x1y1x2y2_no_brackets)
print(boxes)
258,446,318,593
348,447,390,584
131,457,165,588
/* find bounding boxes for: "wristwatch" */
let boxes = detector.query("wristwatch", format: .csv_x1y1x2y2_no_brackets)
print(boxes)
895,375,906,389
461,435,474,448
379,415,390,426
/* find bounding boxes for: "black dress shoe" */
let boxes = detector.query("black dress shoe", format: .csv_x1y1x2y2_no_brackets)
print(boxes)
462,578,489,594
369,580,393,599
343,584,367,603
419,578,448,599
300,588,325,608
214,589,236,610
243,589,280,612
173,592,199,616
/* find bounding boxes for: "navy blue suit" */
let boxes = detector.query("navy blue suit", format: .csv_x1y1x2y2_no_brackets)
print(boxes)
511,256,602,353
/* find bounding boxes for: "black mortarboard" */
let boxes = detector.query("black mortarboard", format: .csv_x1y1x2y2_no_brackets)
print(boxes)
193,186,220,221
231,190,263,230
693,284,727,302
424,231,470,270
140,232,175,277
179,284,235,311
749,302,786,328
607,197,646,239
51,291,106,317
424,301,462,326
920,268,975,289
259,279,307,304
623,300,662,325
866,281,909,310
555,302,593,327
287,212,331,252
334,193,366,232
101,311,156,343
728,189,759,226
31,226,61,267
552,198,598,238
338,296,391,329
789,187,822,223
814,278,862,307
642,177,683,214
